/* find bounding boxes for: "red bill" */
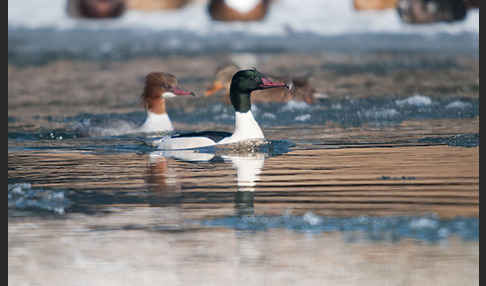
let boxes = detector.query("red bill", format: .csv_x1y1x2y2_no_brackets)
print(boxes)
260,77,289,89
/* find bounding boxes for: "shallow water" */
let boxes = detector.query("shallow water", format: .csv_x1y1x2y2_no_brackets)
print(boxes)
8,50,478,285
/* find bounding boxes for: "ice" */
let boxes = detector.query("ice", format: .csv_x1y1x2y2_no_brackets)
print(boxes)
8,183,72,215
362,108,400,119
446,100,472,109
410,217,439,229
295,114,312,122
201,213,477,242
281,100,311,112
303,212,322,226
395,94,432,107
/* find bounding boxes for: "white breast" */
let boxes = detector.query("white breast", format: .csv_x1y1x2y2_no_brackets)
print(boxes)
224,0,261,13
138,112,173,133
217,111,264,145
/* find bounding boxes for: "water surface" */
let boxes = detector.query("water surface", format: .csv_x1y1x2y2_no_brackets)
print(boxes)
8,52,478,285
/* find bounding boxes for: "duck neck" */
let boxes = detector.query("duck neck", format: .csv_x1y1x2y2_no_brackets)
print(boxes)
232,110,264,140
220,88,263,143
230,88,252,113
139,110,173,133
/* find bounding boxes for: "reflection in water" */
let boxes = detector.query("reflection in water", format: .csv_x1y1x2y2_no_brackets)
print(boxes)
222,153,264,217
146,153,180,197
148,150,266,217
8,137,478,286
234,191,254,217
222,153,265,192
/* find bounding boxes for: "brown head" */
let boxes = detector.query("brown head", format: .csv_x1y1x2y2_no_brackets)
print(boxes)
141,72,194,114
78,0,126,18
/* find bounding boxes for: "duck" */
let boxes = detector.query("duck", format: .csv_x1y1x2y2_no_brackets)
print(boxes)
68,0,192,19
205,63,316,104
150,69,288,150
396,0,468,24
207,0,270,22
138,72,195,133
68,0,126,19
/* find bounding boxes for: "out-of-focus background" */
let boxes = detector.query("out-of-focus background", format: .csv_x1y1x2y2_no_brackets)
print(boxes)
8,1,478,286
8,0,479,65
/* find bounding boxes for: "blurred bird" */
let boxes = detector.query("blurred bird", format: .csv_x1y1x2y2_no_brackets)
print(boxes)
205,63,317,104
353,0,397,11
68,0,126,18
396,0,469,23
67,0,193,18
207,0,270,21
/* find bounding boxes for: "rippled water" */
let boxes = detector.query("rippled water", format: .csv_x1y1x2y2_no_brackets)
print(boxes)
8,50,478,285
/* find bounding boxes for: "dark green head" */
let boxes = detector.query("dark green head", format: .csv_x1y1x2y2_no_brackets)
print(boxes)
229,69,288,113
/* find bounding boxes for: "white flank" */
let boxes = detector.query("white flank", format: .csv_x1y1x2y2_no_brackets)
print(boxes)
151,111,264,150
156,136,216,150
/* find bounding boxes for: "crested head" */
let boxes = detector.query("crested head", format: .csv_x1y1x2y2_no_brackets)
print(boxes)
141,72,194,114
229,69,288,112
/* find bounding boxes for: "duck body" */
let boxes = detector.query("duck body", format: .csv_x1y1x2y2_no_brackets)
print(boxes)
208,0,270,21
152,69,287,150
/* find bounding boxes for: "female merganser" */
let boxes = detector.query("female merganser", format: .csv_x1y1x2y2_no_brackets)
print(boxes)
151,69,288,150
68,0,192,19
138,72,194,133
67,0,126,18
205,64,316,104
208,0,270,22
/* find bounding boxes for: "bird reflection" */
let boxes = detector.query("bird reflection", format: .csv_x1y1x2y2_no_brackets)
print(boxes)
220,153,265,216
147,149,265,216
145,152,182,206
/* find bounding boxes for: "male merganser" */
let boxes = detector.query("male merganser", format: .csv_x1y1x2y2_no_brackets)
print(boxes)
151,69,288,150
205,64,316,104
138,72,194,133
208,0,270,22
